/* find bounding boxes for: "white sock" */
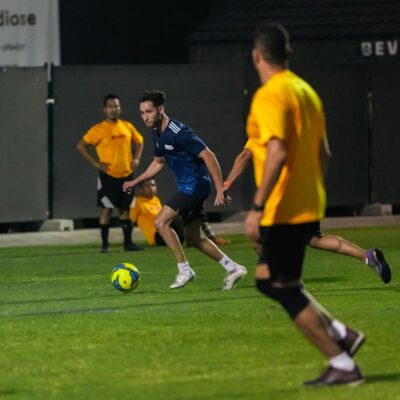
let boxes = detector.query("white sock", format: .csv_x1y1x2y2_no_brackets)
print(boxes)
329,352,355,371
331,319,347,340
177,261,192,274
218,255,237,272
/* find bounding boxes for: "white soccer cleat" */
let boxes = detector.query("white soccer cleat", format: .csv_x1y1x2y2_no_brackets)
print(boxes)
170,271,196,289
223,265,247,290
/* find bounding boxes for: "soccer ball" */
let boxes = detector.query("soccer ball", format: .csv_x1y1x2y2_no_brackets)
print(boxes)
111,263,141,292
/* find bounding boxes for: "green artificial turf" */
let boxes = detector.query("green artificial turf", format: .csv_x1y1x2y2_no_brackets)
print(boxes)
0,227,399,400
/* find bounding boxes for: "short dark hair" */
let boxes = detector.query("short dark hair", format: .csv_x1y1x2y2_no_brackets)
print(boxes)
254,22,292,65
103,94,119,107
139,90,166,107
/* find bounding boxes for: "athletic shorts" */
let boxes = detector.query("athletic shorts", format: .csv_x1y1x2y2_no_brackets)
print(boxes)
312,221,322,238
164,191,207,226
258,221,320,284
97,171,134,210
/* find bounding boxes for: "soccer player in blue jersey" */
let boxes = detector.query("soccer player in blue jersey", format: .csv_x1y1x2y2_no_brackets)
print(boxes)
123,90,247,289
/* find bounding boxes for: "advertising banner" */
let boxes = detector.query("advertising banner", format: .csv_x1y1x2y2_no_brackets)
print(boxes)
0,0,60,67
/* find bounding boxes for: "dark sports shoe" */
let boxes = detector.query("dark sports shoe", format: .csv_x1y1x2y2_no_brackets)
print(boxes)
124,242,143,251
100,244,109,253
304,365,363,387
338,327,365,357
366,248,392,283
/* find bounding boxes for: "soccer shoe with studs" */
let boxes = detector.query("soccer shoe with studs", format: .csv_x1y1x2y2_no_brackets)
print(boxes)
304,365,364,387
170,270,196,289
366,248,391,283
338,327,366,357
223,265,247,290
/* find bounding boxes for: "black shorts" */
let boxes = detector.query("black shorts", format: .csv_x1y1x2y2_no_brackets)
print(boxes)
97,172,134,210
164,191,207,226
258,222,320,284
312,221,322,238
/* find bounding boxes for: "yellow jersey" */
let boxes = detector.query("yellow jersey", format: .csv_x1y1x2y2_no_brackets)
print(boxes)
246,70,327,226
83,119,143,178
130,195,162,245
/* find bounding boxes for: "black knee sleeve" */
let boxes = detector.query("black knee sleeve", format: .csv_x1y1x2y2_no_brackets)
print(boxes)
256,278,309,319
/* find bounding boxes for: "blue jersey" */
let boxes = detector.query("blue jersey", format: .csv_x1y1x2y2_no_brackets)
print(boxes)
153,119,211,198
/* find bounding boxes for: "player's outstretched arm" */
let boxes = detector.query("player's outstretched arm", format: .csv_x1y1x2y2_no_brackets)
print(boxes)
224,148,252,190
123,157,165,192
198,148,226,206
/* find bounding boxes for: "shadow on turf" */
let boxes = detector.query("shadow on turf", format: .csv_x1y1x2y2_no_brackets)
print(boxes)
1,293,120,306
303,277,347,284
1,294,259,318
318,285,400,293
366,372,400,383
0,389,19,396
2,283,256,306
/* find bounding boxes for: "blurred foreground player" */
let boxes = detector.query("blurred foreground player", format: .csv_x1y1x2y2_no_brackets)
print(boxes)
244,23,368,386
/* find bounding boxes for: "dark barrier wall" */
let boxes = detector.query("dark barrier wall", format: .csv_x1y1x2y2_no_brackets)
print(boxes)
371,65,400,203
1,63,399,224
244,62,371,208
0,68,48,223
52,65,245,219
292,63,371,207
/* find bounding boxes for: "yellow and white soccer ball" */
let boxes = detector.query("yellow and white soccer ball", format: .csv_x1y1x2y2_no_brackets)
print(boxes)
111,262,141,292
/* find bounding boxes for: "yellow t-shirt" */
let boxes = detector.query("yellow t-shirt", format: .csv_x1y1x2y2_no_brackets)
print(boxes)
246,70,327,226
130,195,162,245
83,119,143,178
244,138,266,188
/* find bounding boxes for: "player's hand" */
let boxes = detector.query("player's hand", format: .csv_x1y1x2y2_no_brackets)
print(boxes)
131,158,140,170
244,210,262,242
95,161,111,173
214,188,227,206
224,192,232,206
123,180,136,193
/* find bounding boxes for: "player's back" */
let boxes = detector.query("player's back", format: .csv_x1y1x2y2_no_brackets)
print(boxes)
252,70,327,225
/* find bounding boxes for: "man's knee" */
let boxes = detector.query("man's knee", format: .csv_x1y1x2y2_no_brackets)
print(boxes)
256,278,309,319
154,215,171,231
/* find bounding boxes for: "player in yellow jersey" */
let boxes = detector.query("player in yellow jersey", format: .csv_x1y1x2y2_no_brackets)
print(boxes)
130,179,184,246
77,94,144,253
223,142,391,283
131,179,230,246
244,23,367,386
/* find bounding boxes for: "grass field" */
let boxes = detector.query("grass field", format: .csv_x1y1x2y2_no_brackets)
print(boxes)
0,227,399,400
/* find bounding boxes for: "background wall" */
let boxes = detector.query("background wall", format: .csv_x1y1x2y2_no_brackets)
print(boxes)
0,68,48,223
1,60,398,223
51,64,245,219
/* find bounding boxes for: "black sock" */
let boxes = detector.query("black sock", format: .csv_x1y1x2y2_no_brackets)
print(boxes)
120,219,133,247
100,224,110,247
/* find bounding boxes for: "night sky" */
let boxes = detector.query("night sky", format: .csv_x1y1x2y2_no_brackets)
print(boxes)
59,0,224,65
